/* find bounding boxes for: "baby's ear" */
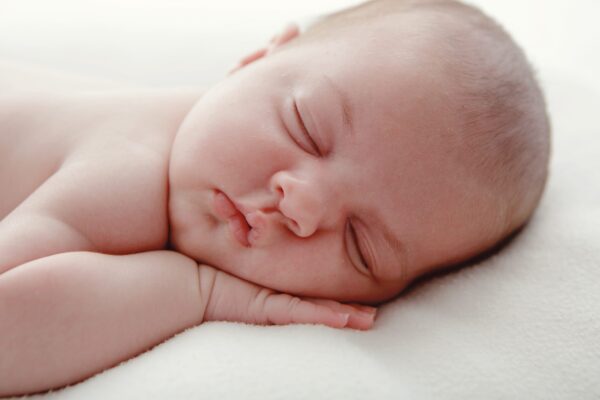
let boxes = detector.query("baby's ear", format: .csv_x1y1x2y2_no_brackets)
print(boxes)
228,23,300,75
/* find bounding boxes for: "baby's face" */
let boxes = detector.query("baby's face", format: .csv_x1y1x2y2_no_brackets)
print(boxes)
169,22,492,303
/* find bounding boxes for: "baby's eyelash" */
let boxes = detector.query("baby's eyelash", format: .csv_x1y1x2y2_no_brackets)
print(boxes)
346,219,370,272
292,100,321,156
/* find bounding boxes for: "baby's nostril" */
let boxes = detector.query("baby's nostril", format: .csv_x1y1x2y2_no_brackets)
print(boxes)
287,219,301,235
276,186,284,199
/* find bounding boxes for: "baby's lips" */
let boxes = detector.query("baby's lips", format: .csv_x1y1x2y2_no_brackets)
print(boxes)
246,210,282,247
245,211,262,230
245,211,264,246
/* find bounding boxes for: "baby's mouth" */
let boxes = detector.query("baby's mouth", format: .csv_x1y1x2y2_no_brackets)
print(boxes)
212,190,252,247
245,212,263,246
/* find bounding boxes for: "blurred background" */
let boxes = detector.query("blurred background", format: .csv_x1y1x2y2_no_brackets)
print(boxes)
1,0,599,91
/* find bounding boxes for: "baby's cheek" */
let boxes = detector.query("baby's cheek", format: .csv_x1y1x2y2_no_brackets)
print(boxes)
233,240,332,293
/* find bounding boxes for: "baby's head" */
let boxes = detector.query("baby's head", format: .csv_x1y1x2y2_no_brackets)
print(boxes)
168,0,550,304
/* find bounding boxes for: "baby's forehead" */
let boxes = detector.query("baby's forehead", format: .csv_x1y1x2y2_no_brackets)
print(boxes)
342,72,456,148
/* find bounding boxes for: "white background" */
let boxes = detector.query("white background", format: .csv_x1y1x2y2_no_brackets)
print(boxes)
1,0,599,91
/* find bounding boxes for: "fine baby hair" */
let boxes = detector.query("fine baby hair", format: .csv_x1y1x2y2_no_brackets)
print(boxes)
293,0,550,263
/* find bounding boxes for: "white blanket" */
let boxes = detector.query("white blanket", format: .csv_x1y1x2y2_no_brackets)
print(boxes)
2,1,599,399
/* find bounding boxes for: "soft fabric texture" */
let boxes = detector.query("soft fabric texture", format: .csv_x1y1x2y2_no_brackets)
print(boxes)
2,1,599,399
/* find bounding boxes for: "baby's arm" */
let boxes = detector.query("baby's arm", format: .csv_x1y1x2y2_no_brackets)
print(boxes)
0,251,375,397
0,251,203,396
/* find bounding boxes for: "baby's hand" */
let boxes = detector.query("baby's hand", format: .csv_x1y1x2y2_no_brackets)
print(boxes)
199,264,377,330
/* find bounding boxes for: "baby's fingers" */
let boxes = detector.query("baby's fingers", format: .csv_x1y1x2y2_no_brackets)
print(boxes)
309,298,377,330
262,294,376,330
263,293,351,329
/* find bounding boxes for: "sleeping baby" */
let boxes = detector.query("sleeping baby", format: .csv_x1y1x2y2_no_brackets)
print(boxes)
0,0,550,396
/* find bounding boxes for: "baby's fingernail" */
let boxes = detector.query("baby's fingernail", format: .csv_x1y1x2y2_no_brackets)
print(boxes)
357,305,377,314
345,312,375,331
338,313,350,326
357,312,375,325
357,310,376,321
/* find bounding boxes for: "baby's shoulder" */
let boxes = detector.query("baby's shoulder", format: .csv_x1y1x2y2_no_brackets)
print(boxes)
0,89,199,258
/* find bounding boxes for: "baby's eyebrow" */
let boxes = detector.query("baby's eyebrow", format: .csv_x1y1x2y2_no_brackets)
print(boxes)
321,74,354,138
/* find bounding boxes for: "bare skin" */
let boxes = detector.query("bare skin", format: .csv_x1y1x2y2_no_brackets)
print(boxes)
0,11,504,395
0,62,375,396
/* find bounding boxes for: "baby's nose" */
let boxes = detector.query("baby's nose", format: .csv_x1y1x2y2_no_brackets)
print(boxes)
279,197,321,238
269,171,332,238
244,203,320,247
